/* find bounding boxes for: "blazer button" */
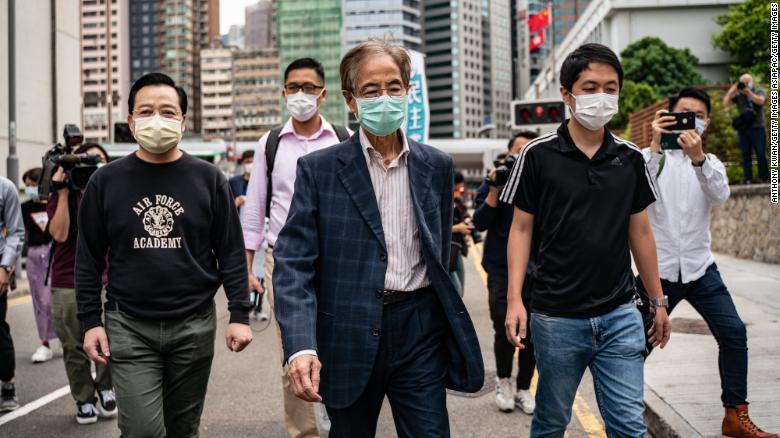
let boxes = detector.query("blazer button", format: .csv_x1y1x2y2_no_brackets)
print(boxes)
375,290,383,299
379,253,388,262
371,328,381,337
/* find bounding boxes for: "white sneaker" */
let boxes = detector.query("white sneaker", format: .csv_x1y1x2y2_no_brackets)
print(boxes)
515,389,536,414
31,345,53,363
97,389,118,418
495,377,515,412
76,402,99,425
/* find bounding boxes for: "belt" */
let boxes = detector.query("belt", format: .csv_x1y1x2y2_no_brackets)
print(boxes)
382,285,434,306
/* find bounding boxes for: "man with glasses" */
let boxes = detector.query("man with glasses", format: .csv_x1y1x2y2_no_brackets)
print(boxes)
272,39,483,437
242,57,350,438
76,73,253,436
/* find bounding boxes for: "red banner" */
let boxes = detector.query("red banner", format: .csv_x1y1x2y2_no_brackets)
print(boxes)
529,29,545,51
528,7,551,34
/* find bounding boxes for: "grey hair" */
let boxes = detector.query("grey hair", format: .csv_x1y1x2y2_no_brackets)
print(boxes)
339,38,411,95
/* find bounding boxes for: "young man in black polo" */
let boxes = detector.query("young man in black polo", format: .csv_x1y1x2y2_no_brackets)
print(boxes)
501,43,672,437
76,73,252,436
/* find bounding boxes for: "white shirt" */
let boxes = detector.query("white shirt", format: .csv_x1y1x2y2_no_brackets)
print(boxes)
643,149,730,283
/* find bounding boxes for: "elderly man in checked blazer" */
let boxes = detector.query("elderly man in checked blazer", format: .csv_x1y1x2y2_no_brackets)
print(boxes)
272,39,484,438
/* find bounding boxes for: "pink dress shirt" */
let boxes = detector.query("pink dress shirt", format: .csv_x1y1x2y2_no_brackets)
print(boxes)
242,116,346,250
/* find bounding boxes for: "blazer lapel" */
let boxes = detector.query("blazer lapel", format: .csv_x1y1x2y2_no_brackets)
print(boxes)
337,138,387,251
408,140,434,242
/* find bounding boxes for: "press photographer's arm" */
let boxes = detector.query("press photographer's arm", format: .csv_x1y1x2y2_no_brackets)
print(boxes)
48,168,71,243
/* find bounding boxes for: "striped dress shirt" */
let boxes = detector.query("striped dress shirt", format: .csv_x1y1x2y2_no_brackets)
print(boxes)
359,128,430,291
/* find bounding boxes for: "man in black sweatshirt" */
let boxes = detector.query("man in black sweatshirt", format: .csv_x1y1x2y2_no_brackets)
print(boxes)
75,73,252,437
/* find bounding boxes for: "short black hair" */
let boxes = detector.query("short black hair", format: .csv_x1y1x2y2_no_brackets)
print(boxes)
560,43,623,92
507,131,539,150
668,87,711,116
454,170,465,184
128,73,188,115
284,58,325,85
75,142,110,163
241,149,255,163
22,167,42,183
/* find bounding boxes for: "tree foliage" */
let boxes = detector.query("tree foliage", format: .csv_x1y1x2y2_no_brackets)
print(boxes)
713,0,771,81
620,37,707,98
609,80,659,130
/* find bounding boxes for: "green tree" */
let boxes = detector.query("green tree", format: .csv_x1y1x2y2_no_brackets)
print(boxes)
609,80,659,129
620,37,706,98
713,0,771,81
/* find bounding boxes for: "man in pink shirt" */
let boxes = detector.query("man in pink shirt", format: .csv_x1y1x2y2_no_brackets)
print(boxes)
242,57,350,438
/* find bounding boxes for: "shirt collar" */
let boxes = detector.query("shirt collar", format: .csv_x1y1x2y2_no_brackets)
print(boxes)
556,119,619,157
359,127,410,164
280,114,336,140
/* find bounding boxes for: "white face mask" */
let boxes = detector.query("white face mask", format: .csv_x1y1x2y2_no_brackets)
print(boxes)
569,92,619,131
695,117,706,136
242,163,253,175
133,114,182,154
286,91,320,122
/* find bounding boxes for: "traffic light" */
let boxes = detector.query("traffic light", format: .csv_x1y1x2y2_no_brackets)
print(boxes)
512,100,566,128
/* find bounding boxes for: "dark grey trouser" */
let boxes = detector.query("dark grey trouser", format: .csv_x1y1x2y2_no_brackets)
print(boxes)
105,302,216,438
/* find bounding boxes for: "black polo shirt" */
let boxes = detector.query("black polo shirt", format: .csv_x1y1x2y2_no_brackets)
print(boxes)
500,120,656,318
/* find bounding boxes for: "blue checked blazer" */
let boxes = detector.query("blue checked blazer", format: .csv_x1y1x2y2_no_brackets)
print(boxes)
273,133,484,409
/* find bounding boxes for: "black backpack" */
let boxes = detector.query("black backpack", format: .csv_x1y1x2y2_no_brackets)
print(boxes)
264,124,350,214
732,94,757,131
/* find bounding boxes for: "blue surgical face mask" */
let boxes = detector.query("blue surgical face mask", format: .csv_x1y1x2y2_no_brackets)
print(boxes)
25,186,39,201
355,95,408,137
695,117,706,136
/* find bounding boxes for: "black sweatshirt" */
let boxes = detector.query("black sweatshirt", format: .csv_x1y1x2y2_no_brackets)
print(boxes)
75,152,251,330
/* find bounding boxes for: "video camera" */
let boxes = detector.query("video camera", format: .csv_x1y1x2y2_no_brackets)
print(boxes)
493,154,517,189
38,124,102,201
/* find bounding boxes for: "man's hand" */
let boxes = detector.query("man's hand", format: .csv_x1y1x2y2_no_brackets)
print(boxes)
288,354,323,402
504,297,528,349
235,195,246,208
452,222,474,235
677,130,705,164
83,326,110,365
650,110,676,152
248,272,263,294
0,269,10,295
647,307,671,349
225,323,252,352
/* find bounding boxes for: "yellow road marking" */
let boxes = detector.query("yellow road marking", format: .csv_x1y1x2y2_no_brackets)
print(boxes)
8,294,31,307
470,243,606,437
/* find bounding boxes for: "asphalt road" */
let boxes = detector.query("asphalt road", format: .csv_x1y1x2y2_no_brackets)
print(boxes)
0,248,608,437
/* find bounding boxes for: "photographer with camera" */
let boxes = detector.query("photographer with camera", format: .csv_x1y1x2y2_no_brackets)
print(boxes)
723,74,768,184
450,171,473,298
641,87,777,438
47,142,116,425
472,131,538,414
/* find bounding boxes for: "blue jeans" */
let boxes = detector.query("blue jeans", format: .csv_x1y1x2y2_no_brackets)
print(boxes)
737,126,769,182
530,302,646,438
636,263,748,407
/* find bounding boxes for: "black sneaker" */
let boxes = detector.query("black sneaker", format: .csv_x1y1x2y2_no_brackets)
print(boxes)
97,389,117,418
76,401,99,425
0,383,19,412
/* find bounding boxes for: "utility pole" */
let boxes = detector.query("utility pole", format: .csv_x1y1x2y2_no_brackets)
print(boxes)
7,0,19,185
105,0,113,144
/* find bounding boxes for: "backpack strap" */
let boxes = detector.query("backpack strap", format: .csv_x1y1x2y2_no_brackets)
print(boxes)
331,124,350,142
264,127,284,217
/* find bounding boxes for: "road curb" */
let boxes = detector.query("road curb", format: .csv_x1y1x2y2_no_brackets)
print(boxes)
644,384,702,438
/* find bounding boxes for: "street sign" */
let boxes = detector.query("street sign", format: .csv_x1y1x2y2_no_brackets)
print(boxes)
404,49,429,143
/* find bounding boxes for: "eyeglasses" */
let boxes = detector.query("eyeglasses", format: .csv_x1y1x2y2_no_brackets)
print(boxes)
284,83,324,95
355,85,407,99
133,108,182,119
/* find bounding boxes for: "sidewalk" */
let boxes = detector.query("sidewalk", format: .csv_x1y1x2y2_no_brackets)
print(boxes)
644,253,780,438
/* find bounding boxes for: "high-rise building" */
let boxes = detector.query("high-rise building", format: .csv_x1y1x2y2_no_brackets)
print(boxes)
423,0,510,139
127,0,218,135
343,0,422,51
232,48,281,141
245,0,274,49
222,24,245,48
81,0,131,143
200,47,234,140
277,0,344,125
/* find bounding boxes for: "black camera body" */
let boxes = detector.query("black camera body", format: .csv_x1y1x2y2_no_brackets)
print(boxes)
737,81,746,90
493,154,517,189
38,124,102,201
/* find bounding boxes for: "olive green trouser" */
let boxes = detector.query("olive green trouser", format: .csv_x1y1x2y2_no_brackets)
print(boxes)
105,302,216,438
51,288,112,403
